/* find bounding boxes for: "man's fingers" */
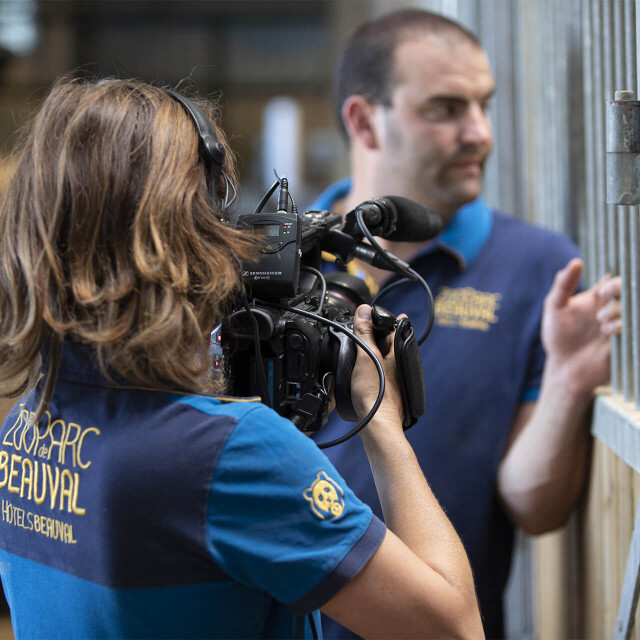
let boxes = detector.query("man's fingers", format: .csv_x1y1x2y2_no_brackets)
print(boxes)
596,300,621,324
597,293,622,335
594,276,621,334
546,258,584,309
598,275,622,301
601,319,623,336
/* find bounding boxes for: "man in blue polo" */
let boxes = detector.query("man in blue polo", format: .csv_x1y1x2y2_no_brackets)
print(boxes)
312,9,621,639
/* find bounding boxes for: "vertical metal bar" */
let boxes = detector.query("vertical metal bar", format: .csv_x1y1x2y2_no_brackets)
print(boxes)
622,0,640,409
613,0,633,400
529,0,538,225
622,5,634,406
521,0,539,227
543,0,552,231
566,0,584,246
512,0,527,222
614,0,625,87
553,0,559,229
476,0,499,210
557,0,570,235
555,0,562,233
625,0,637,91
636,0,640,90
631,0,640,408
493,0,516,216
630,207,640,409
546,2,566,231
604,0,622,391
619,209,632,401
542,2,558,230
614,498,640,639
594,0,607,282
548,0,558,232
564,10,587,633
537,0,550,230
583,0,596,284
584,0,598,286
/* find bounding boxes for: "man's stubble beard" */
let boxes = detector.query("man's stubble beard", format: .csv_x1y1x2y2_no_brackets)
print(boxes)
432,150,488,214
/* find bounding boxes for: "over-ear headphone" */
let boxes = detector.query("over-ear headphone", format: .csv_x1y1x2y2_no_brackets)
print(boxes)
163,88,232,211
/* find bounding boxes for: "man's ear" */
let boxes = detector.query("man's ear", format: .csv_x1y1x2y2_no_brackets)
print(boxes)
341,95,380,150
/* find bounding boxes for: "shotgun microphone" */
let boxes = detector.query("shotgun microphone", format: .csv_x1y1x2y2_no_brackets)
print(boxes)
342,195,444,242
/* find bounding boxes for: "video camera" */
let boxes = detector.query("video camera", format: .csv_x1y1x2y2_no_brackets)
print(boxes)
216,176,443,447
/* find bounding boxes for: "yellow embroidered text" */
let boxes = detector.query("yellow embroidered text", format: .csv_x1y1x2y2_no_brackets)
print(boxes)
435,287,501,331
1,499,77,544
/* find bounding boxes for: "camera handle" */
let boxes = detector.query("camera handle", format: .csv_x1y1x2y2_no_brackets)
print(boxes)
371,307,426,430
393,317,426,430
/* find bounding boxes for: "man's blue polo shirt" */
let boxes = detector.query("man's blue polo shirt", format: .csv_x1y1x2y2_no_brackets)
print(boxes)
310,179,580,639
0,342,385,639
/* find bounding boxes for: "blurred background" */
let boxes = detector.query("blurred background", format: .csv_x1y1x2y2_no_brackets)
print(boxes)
2,1,640,639
0,0,379,212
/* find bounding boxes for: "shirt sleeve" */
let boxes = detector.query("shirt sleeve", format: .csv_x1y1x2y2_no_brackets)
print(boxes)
205,403,386,614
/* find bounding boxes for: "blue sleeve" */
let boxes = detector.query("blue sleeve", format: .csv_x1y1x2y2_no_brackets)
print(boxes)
520,237,582,403
205,404,386,614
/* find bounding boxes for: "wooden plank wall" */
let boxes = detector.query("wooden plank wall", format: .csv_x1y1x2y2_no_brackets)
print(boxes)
536,438,640,638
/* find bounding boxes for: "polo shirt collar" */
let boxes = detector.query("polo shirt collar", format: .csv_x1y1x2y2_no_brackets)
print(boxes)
434,197,493,269
309,178,493,270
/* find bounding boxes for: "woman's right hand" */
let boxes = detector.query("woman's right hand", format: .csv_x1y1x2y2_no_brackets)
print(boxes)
350,304,405,431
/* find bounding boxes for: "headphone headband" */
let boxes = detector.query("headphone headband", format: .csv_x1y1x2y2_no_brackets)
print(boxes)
163,89,227,203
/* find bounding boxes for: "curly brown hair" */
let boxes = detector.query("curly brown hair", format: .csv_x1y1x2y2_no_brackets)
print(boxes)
0,77,256,413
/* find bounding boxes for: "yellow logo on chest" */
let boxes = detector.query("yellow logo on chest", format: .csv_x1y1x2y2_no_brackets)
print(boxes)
434,286,501,331
303,471,345,520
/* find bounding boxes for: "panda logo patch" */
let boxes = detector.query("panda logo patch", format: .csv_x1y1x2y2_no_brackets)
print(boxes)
304,471,345,520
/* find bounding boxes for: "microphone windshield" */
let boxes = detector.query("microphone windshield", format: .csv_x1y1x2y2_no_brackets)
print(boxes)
381,196,444,242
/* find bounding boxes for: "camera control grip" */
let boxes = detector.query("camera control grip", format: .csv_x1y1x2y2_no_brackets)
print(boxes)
371,306,425,429
393,317,425,430
331,309,425,431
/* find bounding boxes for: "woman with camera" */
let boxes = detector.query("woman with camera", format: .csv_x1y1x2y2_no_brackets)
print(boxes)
0,77,481,639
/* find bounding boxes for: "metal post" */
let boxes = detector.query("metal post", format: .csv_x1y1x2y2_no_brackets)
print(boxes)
624,0,640,407
606,92,640,206
584,0,598,286
603,0,622,391
594,0,607,281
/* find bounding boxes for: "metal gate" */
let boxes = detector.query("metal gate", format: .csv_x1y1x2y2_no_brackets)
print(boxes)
402,0,640,637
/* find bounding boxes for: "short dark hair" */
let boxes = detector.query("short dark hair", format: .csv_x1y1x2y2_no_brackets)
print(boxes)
334,9,481,138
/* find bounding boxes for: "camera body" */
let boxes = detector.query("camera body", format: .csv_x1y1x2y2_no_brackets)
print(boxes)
220,188,426,438
221,208,368,432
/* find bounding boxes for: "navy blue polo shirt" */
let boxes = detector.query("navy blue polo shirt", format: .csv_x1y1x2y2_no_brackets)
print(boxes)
0,342,385,639
310,179,580,639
